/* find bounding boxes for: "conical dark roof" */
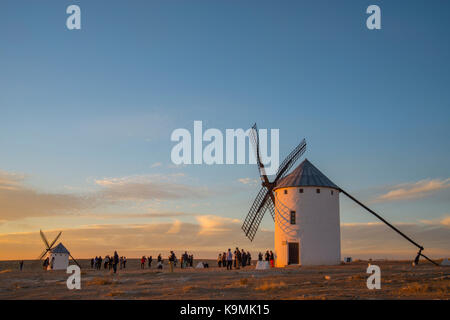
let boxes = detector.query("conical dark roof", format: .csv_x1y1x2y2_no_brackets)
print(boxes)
50,242,70,254
275,159,339,190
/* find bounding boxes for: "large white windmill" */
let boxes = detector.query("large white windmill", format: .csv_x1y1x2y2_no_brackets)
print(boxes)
242,124,438,267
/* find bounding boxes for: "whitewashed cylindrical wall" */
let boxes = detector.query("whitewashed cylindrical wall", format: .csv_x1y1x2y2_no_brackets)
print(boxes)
273,186,341,266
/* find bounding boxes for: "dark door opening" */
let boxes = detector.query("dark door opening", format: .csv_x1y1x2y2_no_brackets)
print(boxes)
288,242,299,265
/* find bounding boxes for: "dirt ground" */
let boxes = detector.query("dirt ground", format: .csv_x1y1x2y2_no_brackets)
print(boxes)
0,259,448,300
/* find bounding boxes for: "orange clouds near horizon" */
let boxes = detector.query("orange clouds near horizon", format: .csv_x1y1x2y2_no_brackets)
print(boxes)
1,169,449,262
0,218,448,261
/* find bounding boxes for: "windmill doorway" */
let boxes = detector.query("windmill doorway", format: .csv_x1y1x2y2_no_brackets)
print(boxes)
288,242,299,265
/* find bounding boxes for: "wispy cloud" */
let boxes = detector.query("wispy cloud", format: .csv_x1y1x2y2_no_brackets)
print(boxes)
95,174,209,201
0,171,93,221
0,170,208,221
237,177,258,186
166,219,182,234
196,215,240,235
150,162,162,168
340,219,450,259
419,214,450,227
375,178,450,202
0,171,26,191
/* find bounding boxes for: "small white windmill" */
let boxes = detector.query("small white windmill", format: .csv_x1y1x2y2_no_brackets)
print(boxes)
38,230,80,270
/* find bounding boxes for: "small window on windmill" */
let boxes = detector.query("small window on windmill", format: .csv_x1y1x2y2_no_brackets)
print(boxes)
290,211,296,225
284,190,288,195
299,188,303,193
331,190,334,195
316,188,320,194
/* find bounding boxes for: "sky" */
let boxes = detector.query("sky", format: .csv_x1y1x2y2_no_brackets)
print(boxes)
0,0,449,260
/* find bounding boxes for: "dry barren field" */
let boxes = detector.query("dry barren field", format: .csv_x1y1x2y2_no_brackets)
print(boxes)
0,259,448,300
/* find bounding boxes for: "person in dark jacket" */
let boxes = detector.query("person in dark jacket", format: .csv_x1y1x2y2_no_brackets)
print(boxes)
222,252,226,268
43,257,49,270
97,256,102,270
113,251,119,273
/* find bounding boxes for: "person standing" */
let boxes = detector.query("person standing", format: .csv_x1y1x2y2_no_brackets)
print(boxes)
157,254,163,269
235,247,241,269
43,257,49,270
226,248,233,270
269,251,275,268
123,256,127,269
222,252,226,268
19,260,24,271
184,252,189,268
113,251,119,274
247,252,252,267
258,252,263,261
217,253,222,268
97,256,102,270
169,251,175,272
148,256,153,268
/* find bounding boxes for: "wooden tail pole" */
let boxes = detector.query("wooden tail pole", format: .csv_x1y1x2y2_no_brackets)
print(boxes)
339,188,439,266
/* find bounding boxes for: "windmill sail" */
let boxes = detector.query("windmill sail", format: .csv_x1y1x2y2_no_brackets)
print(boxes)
242,123,307,241
242,186,274,241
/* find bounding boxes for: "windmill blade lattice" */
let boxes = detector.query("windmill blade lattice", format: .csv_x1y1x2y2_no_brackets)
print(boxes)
242,186,273,241
242,123,307,241
48,231,62,249
249,123,269,184
274,138,306,181
40,230,50,249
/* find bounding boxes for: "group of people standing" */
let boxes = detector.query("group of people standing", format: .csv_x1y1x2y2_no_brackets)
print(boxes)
137,251,194,271
258,250,275,267
217,248,252,270
140,255,152,269
90,251,195,272
88,249,275,273
216,249,275,269
91,251,122,273
179,251,194,269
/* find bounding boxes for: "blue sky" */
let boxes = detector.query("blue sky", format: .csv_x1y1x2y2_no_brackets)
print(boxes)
0,1,449,259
